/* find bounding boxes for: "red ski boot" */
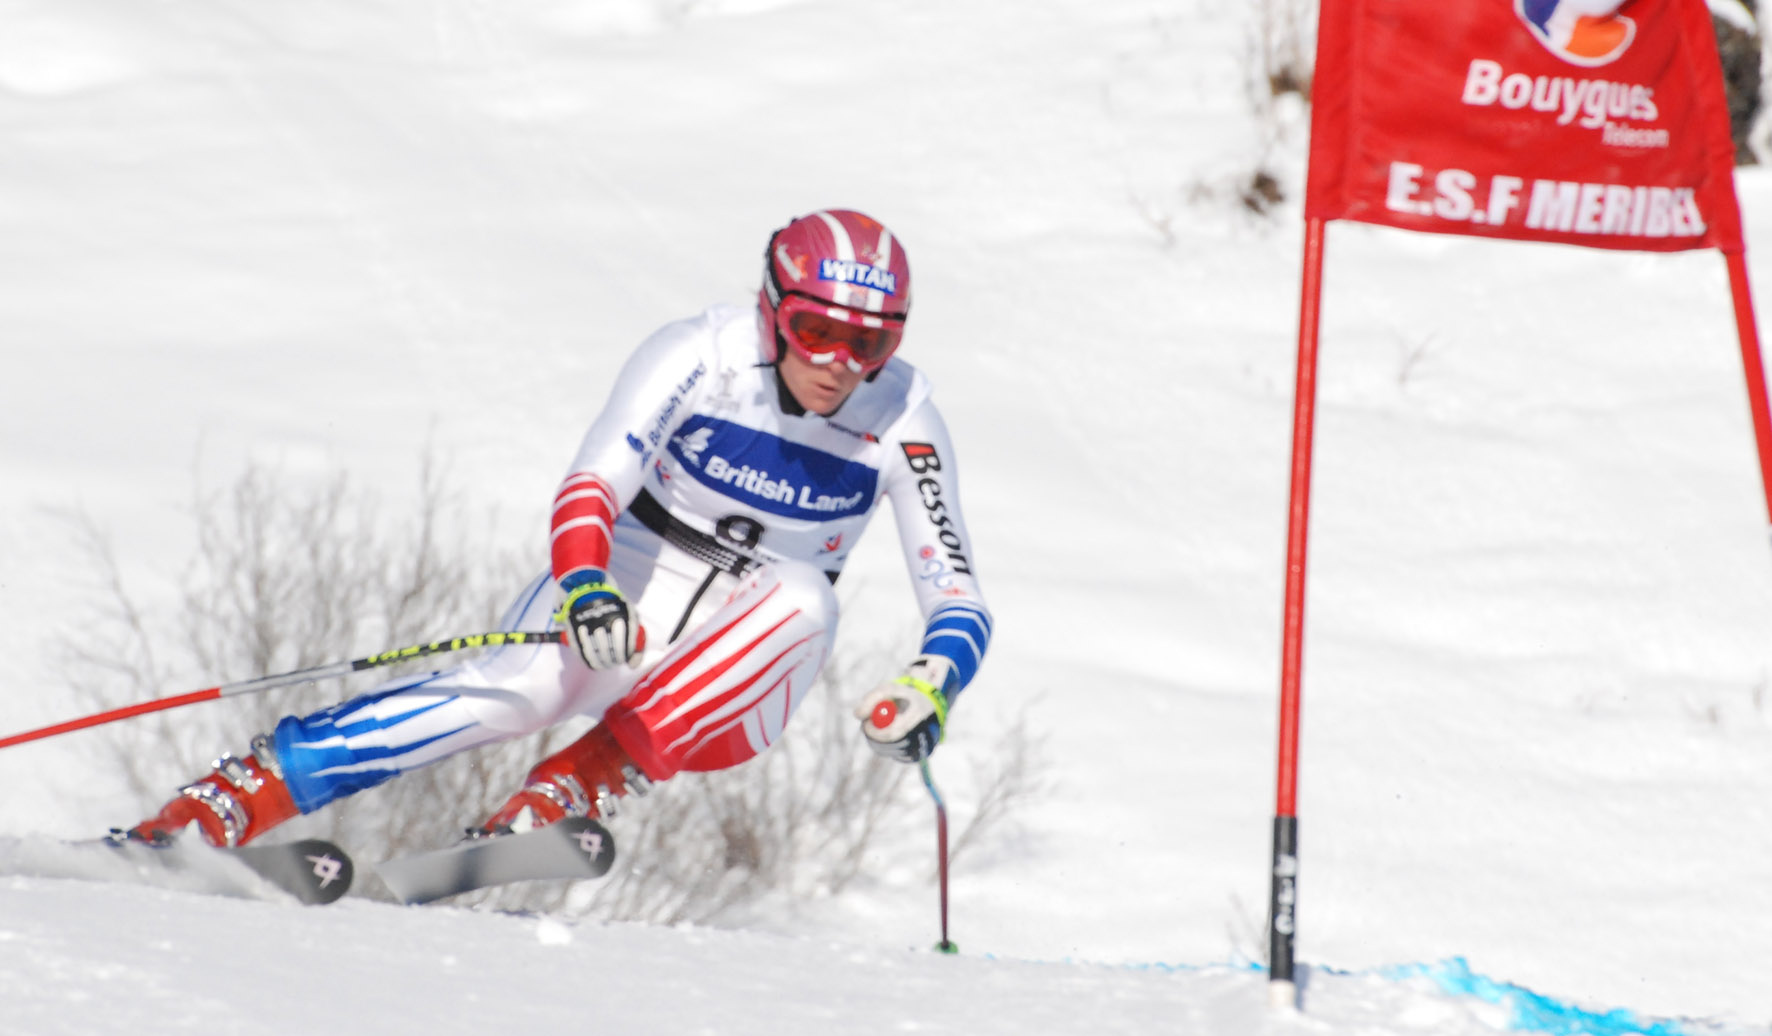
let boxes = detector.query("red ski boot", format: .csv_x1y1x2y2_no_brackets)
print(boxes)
128,736,299,848
480,724,653,835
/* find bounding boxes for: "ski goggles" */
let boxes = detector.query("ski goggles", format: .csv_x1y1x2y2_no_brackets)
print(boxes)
777,294,906,373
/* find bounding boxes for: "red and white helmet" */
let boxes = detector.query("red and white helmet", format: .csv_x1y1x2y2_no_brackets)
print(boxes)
757,209,912,373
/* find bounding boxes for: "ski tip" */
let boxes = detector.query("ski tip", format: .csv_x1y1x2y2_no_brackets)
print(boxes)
238,839,354,906
91,832,353,906
555,817,617,878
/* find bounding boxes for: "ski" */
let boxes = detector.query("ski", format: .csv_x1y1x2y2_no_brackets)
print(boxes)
0,833,357,906
101,834,355,906
375,817,616,905
230,839,355,905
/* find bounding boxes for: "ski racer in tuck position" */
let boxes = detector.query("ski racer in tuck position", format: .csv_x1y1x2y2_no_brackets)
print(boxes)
126,208,995,849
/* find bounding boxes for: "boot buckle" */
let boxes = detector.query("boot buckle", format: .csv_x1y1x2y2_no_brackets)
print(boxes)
248,734,284,779
213,752,263,794
621,765,653,797
177,780,247,846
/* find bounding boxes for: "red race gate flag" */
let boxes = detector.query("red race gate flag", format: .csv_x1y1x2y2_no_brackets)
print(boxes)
1307,0,1744,252
1267,0,1772,1011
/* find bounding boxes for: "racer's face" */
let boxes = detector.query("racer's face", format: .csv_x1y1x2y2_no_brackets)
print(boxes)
778,339,868,416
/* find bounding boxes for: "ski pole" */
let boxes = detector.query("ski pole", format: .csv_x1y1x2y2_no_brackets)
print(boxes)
0,630,567,751
919,756,958,954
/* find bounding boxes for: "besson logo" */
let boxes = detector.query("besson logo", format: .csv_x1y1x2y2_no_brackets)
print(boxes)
902,443,972,575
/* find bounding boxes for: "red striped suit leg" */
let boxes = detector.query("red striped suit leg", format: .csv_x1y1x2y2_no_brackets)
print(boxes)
603,564,835,779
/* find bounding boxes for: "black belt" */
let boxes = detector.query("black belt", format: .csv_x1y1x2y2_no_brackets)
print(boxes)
627,490,759,578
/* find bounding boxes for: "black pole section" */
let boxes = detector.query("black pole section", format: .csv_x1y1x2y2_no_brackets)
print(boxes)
1268,815,1300,999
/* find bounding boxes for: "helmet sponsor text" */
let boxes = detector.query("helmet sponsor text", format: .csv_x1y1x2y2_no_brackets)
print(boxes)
819,259,898,296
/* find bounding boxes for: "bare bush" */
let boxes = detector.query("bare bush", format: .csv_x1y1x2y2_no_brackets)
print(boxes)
54,457,549,865
947,707,1042,868
55,459,1039,923
1252,0,1314,104
568,644,913,925
1215,1,1318,220
1711,0,1763,163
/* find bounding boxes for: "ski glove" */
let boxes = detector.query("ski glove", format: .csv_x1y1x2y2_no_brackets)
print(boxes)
854,656,957,763
557,570,641,670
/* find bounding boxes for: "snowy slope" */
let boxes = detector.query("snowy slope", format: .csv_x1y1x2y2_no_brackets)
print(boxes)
0,873,1649,1036
2,1,1771,1033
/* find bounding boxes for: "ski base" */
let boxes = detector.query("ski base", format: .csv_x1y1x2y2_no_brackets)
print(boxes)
376,817,616,905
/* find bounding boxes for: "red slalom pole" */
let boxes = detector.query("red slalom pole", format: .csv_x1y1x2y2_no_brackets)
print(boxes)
0,630,567,751
1722,248,1772,533
1269,216,1327,1009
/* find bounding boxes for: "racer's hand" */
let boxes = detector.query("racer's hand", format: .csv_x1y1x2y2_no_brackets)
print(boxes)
853,656,956,763
557,571,641,670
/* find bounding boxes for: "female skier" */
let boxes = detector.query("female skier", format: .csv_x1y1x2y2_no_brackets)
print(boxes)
128,208,993,848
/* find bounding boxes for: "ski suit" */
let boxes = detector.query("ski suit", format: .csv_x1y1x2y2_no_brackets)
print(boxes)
271,304,993,812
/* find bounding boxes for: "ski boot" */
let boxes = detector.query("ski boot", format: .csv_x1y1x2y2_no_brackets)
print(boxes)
125,734,299,848
478,723,652,836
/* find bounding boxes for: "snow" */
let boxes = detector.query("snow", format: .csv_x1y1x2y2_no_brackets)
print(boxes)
2,1,1771,1033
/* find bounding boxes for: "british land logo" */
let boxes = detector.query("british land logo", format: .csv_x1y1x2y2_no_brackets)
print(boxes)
671,427,713,466
1515,0,1638,68
667,416,877,520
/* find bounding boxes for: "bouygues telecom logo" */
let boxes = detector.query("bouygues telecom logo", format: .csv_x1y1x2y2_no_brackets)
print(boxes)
1515,0,1639,67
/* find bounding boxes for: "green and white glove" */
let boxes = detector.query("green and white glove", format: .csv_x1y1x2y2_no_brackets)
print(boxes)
556,569,641,670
